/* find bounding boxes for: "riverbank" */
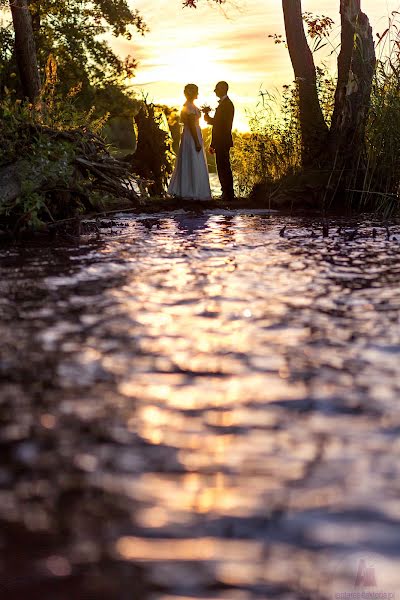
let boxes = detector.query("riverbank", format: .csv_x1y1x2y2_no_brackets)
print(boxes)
0,195,292,244
2,196,398,246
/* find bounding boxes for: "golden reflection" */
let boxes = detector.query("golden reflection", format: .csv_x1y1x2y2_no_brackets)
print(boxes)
192,472,227,514
217,561,262,586
206,410,236,427
74,453,98,472
119,373,305,410
116,536,216,561
4,196,400,599
100,215,324,574
129,472,277,521
279,365,290,379
135,506,169,529
115,536,263,562
40,413,57,429
44,556,72,577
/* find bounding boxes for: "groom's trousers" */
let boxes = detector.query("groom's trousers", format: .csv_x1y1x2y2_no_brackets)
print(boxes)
216,148,234,200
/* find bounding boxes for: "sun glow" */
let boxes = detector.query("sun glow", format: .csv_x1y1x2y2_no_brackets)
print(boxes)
152,46,226,88
116,0,400,134
131,44,237,120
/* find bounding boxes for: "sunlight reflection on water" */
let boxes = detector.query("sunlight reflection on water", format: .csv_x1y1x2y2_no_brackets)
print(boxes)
0,213,400,598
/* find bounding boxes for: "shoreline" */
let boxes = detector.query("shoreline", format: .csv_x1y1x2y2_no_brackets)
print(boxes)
1,196,399,246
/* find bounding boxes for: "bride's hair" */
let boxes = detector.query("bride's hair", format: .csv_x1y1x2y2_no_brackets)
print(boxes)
184,84,198,100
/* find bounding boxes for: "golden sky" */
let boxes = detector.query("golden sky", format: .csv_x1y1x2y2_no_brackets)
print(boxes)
115,0,400,130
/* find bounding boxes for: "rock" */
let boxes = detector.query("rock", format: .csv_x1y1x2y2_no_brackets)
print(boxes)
0,163,22,205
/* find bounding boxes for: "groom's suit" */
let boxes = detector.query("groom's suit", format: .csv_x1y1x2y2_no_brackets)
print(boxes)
208,96,235,200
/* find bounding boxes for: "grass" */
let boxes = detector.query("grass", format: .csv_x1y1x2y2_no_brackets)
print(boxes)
230,21,400,216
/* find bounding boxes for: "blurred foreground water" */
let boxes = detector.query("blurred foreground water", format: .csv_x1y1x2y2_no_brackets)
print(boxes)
0,212,400,599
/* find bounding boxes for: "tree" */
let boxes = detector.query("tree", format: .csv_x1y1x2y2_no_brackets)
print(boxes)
1,0,147,104
329,1,375,162
29,0,147,91
186,0,376,174
282,0,375,170
8,0,41,102
281,0,329,164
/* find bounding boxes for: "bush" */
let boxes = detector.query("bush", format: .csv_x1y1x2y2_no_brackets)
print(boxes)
0,70,143,232
231,84,302,197
231,51,400,215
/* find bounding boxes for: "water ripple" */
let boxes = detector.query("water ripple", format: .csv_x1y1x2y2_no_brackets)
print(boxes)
0,213,400,599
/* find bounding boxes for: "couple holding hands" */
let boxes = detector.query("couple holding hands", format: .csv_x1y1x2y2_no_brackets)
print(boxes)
168,81,235,202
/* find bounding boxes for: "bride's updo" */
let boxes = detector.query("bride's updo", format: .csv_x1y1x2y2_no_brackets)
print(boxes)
184,84,198,101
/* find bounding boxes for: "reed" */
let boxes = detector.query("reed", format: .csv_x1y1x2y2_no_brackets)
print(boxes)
231,17,400,216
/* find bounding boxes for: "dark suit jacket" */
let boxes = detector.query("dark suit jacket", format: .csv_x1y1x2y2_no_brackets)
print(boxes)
210,97,234,151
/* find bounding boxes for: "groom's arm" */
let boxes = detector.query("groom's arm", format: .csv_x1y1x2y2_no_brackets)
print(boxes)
204,114,215,125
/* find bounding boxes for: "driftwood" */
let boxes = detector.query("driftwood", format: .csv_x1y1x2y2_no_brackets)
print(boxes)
74,156,141,202
0,124,147,231
27,124,144,202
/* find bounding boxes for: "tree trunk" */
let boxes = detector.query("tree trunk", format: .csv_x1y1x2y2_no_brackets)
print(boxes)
282,0,329,165
9,0,41,102
330,0,376,164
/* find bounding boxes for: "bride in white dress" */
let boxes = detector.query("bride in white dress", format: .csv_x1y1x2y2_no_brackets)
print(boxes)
168,84,212,200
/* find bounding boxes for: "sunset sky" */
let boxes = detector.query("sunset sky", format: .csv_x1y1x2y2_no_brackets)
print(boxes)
114,0,400,130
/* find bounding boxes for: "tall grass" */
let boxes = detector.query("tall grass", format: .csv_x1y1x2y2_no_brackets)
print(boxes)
362,18,400,216
231,67,336,198
231,85,301,197
231,17,400,215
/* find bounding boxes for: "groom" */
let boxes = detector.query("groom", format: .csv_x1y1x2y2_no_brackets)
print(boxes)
204,81,235,201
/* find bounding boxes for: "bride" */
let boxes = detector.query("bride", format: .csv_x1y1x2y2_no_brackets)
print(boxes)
168,84,212,200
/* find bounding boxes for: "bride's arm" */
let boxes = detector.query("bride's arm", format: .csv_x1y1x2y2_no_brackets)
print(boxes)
186,114,202,152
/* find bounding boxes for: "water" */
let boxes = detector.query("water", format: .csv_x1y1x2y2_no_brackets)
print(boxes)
1,212,400,599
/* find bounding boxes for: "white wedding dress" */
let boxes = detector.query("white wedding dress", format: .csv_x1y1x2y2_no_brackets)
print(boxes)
168,101,212,200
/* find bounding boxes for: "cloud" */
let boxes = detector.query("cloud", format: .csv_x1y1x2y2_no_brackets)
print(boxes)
111,0,400,129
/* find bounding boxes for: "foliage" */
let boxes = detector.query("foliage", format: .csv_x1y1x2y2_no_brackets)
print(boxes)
231,84,303,197
268,12,335,53
0,27,14,74
302,13,335,53
233,10,337,198
0,0,146,104
230,49,400,215
362,19,400,216
0,75,141,231
231,10,399,214
8,134,76,228
0,94,85,228
315,66,336,127
183,0,224,6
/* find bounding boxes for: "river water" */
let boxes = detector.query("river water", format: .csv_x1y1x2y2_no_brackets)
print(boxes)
1,211,400,599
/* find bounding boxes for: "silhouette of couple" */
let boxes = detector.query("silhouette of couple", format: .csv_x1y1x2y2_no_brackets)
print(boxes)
168,81,235,201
